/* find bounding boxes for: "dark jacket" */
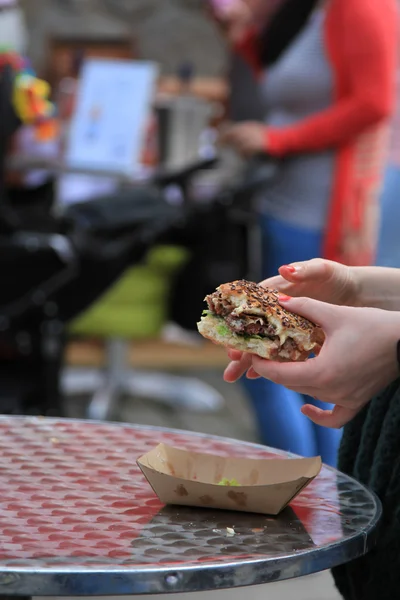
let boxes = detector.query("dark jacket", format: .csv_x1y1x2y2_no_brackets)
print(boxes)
333,378,400,599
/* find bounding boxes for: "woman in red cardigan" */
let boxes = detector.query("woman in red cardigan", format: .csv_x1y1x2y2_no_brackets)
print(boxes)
215,0,398,466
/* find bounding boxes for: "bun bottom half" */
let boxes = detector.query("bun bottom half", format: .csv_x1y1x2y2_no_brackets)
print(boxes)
197,314,282,360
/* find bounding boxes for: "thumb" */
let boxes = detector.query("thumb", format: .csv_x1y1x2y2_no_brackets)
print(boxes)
279,258,336,284
301,403,359,429
278,295,337,332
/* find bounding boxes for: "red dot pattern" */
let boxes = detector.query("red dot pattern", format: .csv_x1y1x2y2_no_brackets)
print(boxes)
0,417,376,571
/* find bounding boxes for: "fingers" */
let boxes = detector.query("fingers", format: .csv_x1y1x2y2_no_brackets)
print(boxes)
227,349,243,361
246,367,261,379
278,264,303,283
219,124,243,146
301,404,358,429
251,355,320,387
259,274,294,293
218,123,263,156
262,259,332,289
218,126,232,146
279,258,334,284
224,354,252,383
278,295,337,333
225,130,250,155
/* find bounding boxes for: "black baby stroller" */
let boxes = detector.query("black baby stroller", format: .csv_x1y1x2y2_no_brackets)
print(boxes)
0,63,277,418
0,64,184,417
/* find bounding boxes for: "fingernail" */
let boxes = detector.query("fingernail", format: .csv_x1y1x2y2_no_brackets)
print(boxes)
282,264,296,273
278,294,292,302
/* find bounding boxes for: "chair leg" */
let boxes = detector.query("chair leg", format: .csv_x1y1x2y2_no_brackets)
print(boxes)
85,339,126,420
62,367,122,421
86,379,121,421
61,340,126,420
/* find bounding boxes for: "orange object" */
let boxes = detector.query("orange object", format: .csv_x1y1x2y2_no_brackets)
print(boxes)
34,119,60,142
234,0,398,266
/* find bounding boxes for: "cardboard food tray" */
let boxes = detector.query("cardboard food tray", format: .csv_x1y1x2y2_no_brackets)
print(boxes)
137,443,322,516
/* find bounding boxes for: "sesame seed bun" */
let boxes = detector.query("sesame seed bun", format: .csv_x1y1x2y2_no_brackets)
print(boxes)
197,280,324,361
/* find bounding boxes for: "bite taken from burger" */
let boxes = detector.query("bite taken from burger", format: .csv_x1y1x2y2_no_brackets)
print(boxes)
197,280,324,361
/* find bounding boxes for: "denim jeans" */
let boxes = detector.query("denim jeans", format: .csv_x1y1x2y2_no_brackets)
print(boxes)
241,214,342,467
376,164,400,268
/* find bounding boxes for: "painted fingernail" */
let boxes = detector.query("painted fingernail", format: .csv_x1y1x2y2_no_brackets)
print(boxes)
282,264,296,273
278,294,292,302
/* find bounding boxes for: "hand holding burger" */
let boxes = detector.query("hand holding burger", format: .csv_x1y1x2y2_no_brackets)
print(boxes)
246,295,400,429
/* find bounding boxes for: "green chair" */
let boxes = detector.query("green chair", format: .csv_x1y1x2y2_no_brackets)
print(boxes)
62,245,224,419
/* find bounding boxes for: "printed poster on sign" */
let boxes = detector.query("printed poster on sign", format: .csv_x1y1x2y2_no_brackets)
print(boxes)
66,58,158,176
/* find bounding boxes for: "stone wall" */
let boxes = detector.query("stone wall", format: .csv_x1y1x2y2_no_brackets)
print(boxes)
20,0,228,76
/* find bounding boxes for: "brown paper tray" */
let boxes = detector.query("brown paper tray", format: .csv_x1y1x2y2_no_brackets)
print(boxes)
137,443,322,516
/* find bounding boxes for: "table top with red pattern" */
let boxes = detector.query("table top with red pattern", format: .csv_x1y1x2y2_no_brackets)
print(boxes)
0,417,380,596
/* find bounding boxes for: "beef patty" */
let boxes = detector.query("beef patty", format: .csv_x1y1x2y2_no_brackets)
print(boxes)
206,295,276,338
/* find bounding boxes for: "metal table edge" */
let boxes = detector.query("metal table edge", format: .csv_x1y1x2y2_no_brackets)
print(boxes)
0,417,382,596
0,498,382,596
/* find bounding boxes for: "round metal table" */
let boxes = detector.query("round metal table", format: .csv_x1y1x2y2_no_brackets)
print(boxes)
0,416,381,597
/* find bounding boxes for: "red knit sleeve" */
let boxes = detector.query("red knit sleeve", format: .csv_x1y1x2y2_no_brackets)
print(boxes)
265,0,398,156
234,28,262,77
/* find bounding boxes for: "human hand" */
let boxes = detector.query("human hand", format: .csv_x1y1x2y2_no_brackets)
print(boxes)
245,296,400,429
260,259,359,307
224,259,359,383
219,122,266,157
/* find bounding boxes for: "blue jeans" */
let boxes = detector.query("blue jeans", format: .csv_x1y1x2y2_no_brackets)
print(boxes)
376,164,400,268
242,215,342,467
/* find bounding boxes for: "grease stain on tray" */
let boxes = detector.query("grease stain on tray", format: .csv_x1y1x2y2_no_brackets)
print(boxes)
227,491,247,507
175,485,188,497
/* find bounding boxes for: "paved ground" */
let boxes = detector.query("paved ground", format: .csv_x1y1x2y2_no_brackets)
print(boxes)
61,366,341,600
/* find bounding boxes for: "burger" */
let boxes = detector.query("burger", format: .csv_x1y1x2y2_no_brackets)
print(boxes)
197,280,324,361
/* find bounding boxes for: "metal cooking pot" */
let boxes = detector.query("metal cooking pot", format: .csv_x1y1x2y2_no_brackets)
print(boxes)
155,95,213,170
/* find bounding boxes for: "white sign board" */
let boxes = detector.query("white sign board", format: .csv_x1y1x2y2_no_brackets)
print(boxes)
65,59,158,176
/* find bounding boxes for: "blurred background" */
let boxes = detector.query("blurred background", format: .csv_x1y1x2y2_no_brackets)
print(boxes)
0,0,265,441
0,0,398,459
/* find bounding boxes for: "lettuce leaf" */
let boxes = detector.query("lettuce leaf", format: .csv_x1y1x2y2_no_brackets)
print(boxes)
218,478,240,487
216,323,230,336
202,311,264,341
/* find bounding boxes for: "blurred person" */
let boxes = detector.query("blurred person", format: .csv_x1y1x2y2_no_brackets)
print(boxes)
225,0,283,122
223,258,400,600
228,52,264,123
211,0,398,466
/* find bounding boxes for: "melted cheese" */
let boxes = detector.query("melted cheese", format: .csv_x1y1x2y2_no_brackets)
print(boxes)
227,294,314,351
